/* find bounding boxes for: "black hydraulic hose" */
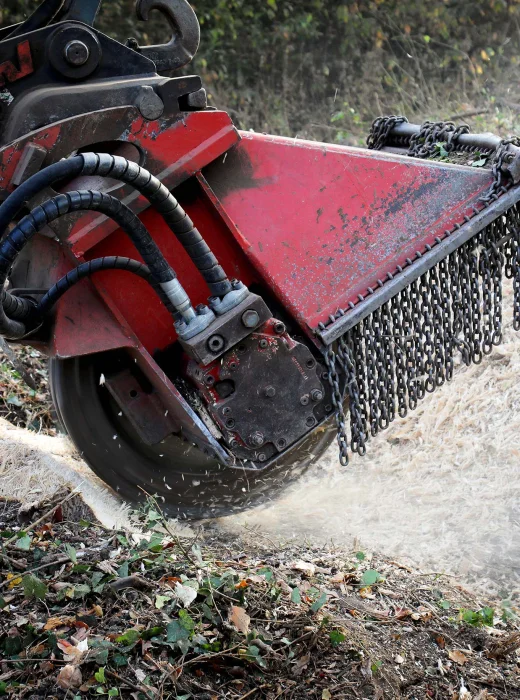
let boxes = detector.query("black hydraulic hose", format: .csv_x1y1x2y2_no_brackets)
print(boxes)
1,289,34,320
0,153,232,297
0,157,84,238
0,190,174,287
0,190,201,329
2,256,176,325
35,256,175,320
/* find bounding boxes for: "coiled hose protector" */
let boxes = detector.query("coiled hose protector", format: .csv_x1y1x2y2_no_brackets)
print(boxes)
0,191,191,338
0,153,231,297
36,256,175,319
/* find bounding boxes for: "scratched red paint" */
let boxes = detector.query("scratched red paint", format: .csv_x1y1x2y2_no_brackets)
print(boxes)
203,132,494,333
0,40,34,88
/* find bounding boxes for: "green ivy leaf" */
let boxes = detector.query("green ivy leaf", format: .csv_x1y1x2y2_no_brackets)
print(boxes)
22,574,47,600
329,630,346,647
291,587,301,604
472,158,487,167
116,629,141,646
361,569,382,587
15,533,31,551
95,667,106,683
310,592,327,613
65,543,77,564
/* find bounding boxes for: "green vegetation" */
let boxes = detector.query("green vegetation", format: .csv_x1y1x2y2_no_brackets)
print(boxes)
2,1,520,140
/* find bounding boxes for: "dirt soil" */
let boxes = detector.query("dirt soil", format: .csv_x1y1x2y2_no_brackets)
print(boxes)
1,488,520,700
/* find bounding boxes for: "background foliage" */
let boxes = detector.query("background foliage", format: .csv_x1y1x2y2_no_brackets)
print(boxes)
3,0,520,142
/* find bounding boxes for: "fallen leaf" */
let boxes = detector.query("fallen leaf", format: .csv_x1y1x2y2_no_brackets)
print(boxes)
322,690,331,700
290,561,316,576
174,582,198,608
229,606,250,635
449,649,469,665
293,653,311,676
57,665,82,690
57,639,86,663
44,617,74,631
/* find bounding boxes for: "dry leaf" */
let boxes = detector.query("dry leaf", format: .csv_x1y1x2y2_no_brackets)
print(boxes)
44,616,73,631
322,690,332,700
57,665,82,690
229,606,250,635
290,561,316,576
449,649,469,665
57,639,85,663
174,582,198,608
293,653,311,676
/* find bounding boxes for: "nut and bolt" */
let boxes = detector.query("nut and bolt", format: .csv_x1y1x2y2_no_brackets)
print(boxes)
300,395,310,406
207,334,225,354
258,339,269,349
242,309,260,329
264,386,276,398
204,374,215,387
306,358,316,369
257,453,268,463
64,40,90,66
274,322,285,334
225,418,236,429
306,416,316,427
277,438,287,449
249,432,265,448
311,389,324,402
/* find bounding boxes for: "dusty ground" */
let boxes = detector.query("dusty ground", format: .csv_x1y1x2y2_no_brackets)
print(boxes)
2,489,520,699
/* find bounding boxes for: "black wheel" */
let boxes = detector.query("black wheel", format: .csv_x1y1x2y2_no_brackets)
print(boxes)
49,352,335,519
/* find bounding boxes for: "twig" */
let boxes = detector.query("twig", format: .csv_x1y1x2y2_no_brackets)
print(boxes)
0,551,25,571
4,490,79,546
175,643,243,670
105,670,155,699
110,575,156,592
138,489,198,568
237,685,268,700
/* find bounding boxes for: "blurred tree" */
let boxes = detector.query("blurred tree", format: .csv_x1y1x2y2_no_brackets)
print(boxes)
2,0,520,138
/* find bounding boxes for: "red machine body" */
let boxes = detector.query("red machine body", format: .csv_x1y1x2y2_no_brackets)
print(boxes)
0,110,495,359
1,0,519,517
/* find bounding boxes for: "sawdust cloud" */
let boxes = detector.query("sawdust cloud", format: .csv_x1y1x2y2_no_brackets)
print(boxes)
220,284,520,599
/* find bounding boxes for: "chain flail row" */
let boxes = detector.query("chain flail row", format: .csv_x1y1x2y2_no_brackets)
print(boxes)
327,206,520,465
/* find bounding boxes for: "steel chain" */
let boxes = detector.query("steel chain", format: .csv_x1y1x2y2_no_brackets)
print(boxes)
324,119,520,465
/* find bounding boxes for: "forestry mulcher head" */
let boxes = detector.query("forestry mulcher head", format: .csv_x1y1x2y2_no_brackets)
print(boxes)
1,0,520,518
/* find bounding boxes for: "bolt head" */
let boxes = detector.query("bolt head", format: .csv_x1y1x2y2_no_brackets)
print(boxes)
259,339,269,349
258,453,268,463
306,416,316,427
207,334,225,354
64,40,90,66
242,309,260,329
300,395,310,406
311,389,324,402
264,385,276,398
249,432,265,448
274,322,285,334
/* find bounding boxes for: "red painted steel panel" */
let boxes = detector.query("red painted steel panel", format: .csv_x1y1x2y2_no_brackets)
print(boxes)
203,132,495,332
